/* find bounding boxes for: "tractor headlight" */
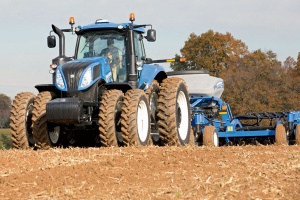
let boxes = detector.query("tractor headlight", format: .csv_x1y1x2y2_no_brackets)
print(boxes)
79,67,92,89
56,69,66,90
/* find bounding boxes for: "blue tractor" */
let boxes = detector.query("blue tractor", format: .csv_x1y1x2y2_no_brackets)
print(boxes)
10,14,191,149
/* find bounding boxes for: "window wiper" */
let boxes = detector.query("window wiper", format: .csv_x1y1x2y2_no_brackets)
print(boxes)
80,34,97,53
80,42,89,53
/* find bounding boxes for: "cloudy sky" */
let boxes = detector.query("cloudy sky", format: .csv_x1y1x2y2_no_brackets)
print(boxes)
0,0,299,99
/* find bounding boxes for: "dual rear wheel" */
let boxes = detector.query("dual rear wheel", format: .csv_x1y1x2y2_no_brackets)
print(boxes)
99,77,192,147
10,92,36,149
157,77,191,146
99,89,151,147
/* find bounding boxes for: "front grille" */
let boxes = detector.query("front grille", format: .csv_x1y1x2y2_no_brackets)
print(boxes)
62,62,92,91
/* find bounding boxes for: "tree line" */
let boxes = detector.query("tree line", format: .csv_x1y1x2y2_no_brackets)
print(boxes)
171,30,300,115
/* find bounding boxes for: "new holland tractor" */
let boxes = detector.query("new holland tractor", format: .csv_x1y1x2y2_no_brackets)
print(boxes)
10,14,191,149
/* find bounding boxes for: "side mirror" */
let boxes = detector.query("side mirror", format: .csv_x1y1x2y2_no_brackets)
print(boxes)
146,29,156,42
47,35,56,48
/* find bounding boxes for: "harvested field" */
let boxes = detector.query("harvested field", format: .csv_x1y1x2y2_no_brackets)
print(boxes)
0,145,299,199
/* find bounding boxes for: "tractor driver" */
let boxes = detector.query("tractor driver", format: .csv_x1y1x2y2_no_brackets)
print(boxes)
100,38,122,81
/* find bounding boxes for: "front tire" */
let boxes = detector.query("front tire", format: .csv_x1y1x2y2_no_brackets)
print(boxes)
32,92,56,150
275,124,288,145
10,92,36,149
157,77,191,146
121,89,150,146
99,90,124,147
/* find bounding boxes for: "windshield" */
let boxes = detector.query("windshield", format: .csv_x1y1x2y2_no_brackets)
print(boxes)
76,30,125,59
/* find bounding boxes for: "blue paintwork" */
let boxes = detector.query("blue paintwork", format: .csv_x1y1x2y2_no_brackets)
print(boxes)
55,56,113,92
191,95,300,143
138,64,166,90
78,21,145,33
55,57,165,92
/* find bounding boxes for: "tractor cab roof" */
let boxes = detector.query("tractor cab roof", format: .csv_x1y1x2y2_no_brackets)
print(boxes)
77,20,145,33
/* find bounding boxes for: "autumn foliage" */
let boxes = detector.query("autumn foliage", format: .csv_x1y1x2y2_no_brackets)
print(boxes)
171,30,300,115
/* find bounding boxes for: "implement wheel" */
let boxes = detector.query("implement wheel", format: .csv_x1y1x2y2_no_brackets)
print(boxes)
275,124,288,145
32,91,56,150
10,92,36,149
157,77,191,146
121,89,150,146
203,126,219,147
99,90,124,147
295,124,300,145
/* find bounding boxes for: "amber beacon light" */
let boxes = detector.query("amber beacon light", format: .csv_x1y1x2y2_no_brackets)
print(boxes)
69,17,75,25
129,13,135,22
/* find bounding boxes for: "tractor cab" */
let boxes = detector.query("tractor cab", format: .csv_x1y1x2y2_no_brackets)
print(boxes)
47,13,156,86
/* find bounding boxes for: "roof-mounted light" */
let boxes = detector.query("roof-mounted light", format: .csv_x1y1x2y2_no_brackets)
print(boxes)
129,13,135,22
69,17,75,26
95,19,109,24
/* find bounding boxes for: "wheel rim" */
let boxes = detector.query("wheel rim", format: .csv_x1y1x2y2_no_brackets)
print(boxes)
150,92,158,120
115,100,123,141
177,91,189,140
94,133,101,144
49,126,60,144
137,100,149,143
213,130,218,146
25,102,34,145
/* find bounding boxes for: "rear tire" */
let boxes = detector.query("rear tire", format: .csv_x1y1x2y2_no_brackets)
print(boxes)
203,126,219,147
157,77,191,146
10,92,36,149
296,124,300,145
121,89,150,146
145,80,160,145
99,90,123,147
275,124,288,145
32,92,56,150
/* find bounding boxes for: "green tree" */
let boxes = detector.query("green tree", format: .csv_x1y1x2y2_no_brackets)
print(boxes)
0,93,11,128
171,30,249,72
0,134,11,149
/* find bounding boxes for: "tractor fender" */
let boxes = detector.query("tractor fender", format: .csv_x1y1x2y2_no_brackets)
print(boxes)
35,84,60,96
138,64,167,90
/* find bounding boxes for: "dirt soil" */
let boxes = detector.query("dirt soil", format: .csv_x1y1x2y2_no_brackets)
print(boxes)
0,145,299,200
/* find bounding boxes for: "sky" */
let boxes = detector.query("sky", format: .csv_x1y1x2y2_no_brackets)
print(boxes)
0,0,299,99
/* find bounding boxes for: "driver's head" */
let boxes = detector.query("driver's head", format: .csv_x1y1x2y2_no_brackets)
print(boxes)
107,38,114,46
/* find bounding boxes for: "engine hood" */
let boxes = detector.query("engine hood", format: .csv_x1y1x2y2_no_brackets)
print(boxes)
55,57,113,91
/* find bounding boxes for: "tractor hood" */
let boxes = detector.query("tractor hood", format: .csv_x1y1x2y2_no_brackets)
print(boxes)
55,56,113,92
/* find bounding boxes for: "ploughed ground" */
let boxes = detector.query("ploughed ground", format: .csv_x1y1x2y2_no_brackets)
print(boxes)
0,145,299,199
